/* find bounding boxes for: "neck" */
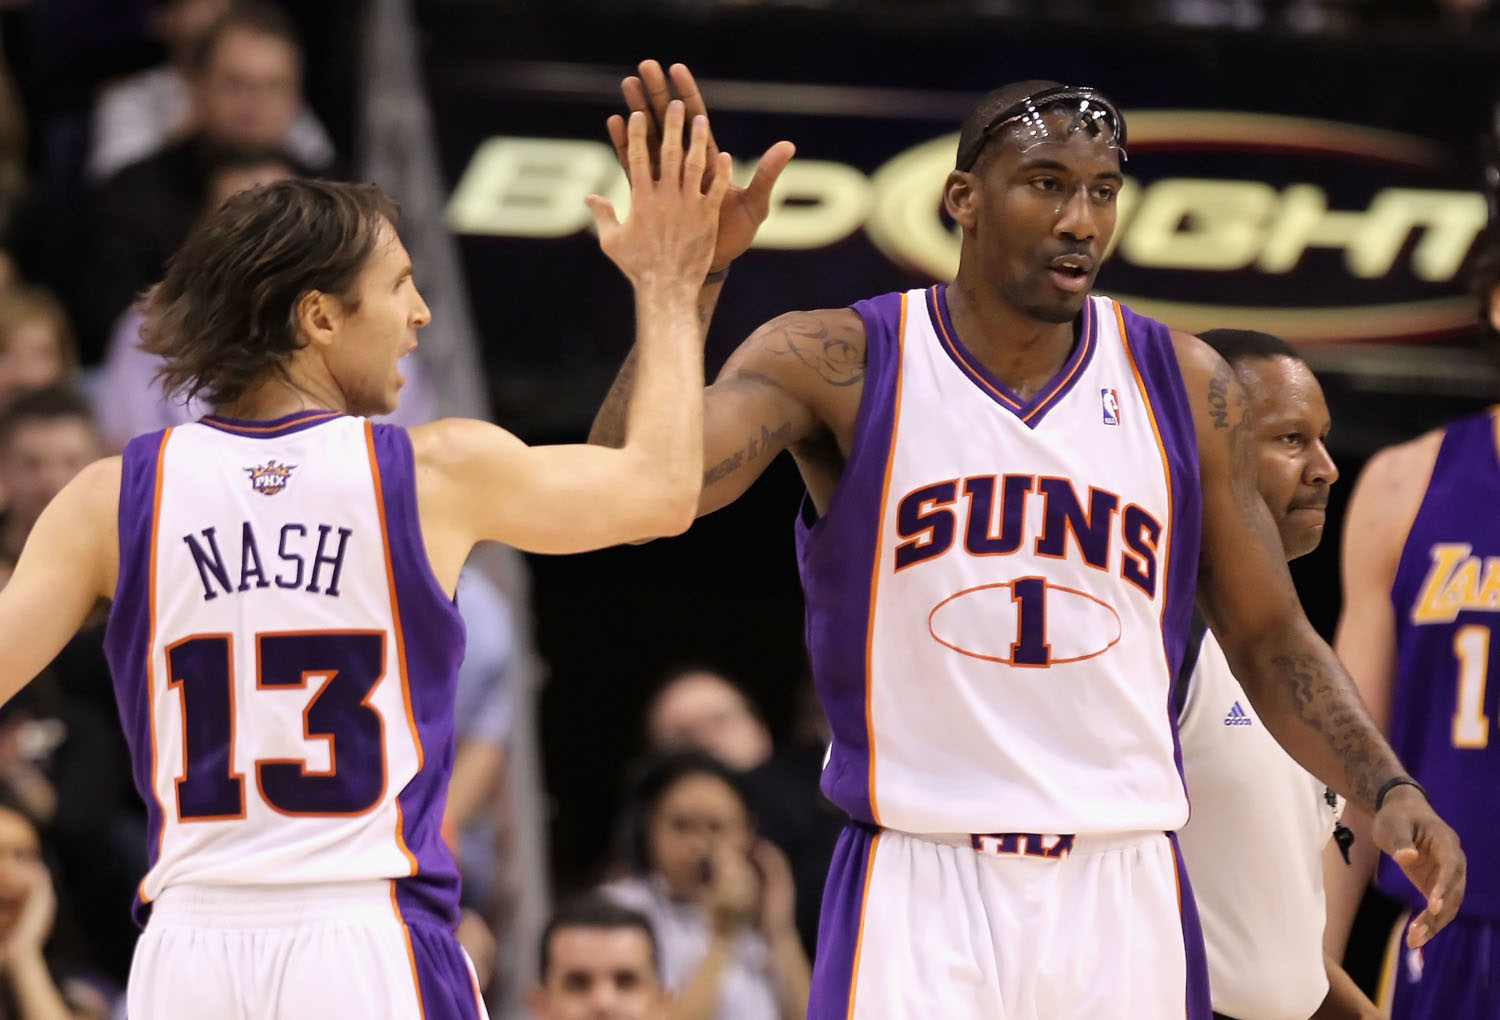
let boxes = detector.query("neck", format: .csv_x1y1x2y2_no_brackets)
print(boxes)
945,270,1078,401
214,368,347,422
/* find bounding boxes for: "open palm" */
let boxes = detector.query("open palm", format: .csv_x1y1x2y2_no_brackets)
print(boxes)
607,60,796,273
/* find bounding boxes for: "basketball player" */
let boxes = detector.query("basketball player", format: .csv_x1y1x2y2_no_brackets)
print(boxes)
0,105,754,1019
1323,220,1500,1016
1175,329,1378,1020
590,64,1466,1018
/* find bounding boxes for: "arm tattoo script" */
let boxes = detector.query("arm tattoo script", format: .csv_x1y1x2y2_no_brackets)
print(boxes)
764,316,866,387
703,416,794,487
1271,650,1393,809
1207,359,1231,429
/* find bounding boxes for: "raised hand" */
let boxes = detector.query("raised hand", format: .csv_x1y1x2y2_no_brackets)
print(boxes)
1372,785,1466,948
2,861,54,959
588,101,731,290
607,60,795,274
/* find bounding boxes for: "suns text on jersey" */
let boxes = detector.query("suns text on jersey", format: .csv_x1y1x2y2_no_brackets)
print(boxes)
893,473,1163,597
181,522,352,601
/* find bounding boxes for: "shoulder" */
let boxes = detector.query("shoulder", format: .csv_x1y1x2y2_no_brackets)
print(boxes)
1345,425,1446,558
1167,329,1226,385
408,417,523,473
726,307,867,387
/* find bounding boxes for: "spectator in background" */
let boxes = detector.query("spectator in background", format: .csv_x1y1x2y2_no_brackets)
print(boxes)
0,390,141,986
87,0,334,183
645,669,839,957
0,289,77,413
0,793,97,1020
446,565,518,999
73,1,336,362
528,893,667,1020
604,752,809,1020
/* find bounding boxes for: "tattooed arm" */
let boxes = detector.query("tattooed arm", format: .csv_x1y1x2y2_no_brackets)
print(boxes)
590,308,864,516
1175,331,1464,947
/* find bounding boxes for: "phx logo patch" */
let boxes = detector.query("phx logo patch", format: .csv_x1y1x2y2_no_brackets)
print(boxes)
245,460,296,496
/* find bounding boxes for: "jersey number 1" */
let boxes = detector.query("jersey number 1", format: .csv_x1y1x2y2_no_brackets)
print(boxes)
1453,624,1491,749
167,631,387,821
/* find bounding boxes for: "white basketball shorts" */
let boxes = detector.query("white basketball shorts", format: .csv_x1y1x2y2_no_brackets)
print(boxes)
127,882,488,1019
808,823,1210,1019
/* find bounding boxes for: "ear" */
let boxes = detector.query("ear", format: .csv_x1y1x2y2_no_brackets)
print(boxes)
1488,284,1500,336
944,170,980,229
295,290,340,351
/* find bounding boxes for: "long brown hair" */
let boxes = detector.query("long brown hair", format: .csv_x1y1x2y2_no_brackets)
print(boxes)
139,178,399,408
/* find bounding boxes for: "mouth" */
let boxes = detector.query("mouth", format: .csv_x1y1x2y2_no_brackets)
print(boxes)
1046,254,1094,293
1288,503,1327,516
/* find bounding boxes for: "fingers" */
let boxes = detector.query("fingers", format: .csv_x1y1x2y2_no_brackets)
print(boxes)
623,110,651,190
638,59,673,130
682,114,709,194
658,100,685,185
584,194,620,242
704,151,732,210
668,63,719,157
743,139,796,218
606,114,628,171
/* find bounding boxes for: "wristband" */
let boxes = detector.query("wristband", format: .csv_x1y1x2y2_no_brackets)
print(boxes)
1374,776,1428,812
704,265,731,286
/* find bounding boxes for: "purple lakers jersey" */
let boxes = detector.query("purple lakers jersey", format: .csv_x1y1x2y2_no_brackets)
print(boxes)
1385,409,1500,919
796,287,1201,835
103,412,463,929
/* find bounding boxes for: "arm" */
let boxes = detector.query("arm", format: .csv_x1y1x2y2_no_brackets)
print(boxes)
1310,953,1380,1020
592,308,861,517
0,458,118,709
1175,333,1463,946
1324,438,1436,960
412,105,727,555
443,741,505,838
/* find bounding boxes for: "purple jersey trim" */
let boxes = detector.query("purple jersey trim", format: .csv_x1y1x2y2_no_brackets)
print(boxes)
1168,831,1213,1020
807,823,878,1019
199,409,343,438
1383,410,1500,918
1115,302,1202,797
928,283,1097,428
400,908,488,1019
103,427,172,927
367,423,466,929
796,291,906,826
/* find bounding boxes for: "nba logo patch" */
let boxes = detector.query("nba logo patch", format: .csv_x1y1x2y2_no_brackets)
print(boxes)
1100,388,1121,426
245,460,295,496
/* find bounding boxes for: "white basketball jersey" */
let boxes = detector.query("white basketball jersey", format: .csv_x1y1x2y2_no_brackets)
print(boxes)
1177,628,1341,1020
797,286,1201,835
103,411,464,928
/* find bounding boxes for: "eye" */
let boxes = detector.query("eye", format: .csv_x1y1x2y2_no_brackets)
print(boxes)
1029,177,1060,193
1279,433,1306,449
1092,184,1116,202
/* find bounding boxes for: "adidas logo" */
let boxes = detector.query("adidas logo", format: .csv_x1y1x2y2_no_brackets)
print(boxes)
1223,702,1253,727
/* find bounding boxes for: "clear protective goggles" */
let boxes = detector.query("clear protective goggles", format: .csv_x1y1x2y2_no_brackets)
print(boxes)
956,86,1127,172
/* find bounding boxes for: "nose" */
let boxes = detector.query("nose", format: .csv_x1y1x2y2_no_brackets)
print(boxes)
411,286,432,328
1055,185,1098,243
1306,438,1338,487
